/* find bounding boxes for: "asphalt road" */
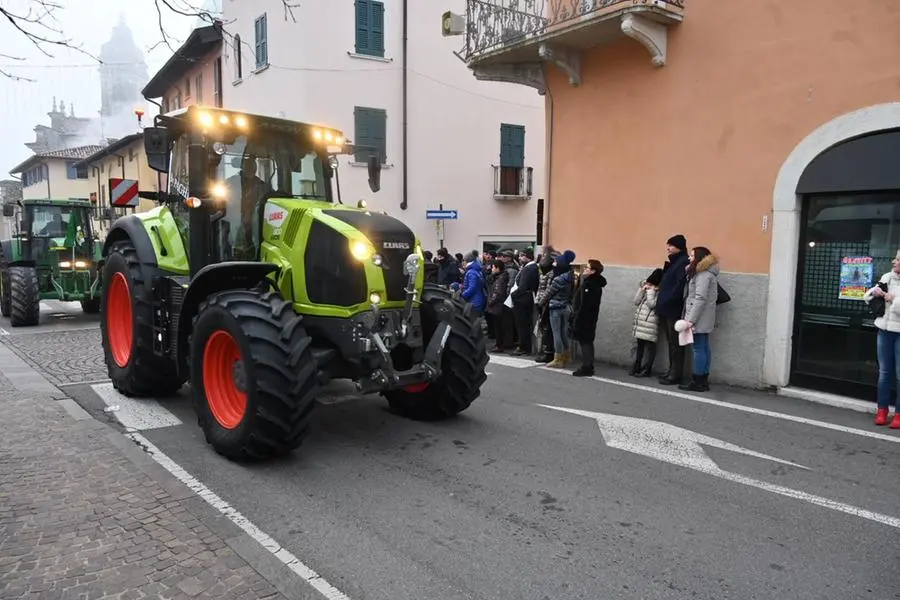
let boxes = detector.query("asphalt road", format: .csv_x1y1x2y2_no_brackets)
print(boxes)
5,316,900,600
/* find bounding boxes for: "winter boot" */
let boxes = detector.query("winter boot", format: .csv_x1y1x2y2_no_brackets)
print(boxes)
546,353,563,368
890,413,900,430
534,352,553,363
875,407,890,426
679,374,709,392
572,364,594,377
628,360,642,376
636,364,654,378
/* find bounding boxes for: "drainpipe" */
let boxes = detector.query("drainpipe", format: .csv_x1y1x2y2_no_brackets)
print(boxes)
45,163,51,199
400,0,408,211
543,82,554,247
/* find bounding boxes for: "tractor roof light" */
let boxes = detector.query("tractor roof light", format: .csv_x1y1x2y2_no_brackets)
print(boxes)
349,240,374,261
210,183,227,200
234,115,248,128
198,111,214,128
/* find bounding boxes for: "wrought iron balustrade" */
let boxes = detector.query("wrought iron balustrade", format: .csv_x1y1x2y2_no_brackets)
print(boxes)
465,0,685,59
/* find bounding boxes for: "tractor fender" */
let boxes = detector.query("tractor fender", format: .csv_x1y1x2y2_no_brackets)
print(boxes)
175,261,281,373
102,215,158,300
0,239,33,269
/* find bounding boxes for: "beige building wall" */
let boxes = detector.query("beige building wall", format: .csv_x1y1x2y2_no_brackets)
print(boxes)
22,160,95,201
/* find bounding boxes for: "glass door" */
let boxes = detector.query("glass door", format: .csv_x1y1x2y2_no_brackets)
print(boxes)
792,193,900,398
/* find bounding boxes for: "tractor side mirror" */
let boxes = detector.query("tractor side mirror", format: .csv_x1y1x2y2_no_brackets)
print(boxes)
144,127,171,173
367,155,381,193
2,203,15,218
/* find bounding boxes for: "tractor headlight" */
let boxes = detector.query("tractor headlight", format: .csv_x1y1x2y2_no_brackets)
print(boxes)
210,183,227,200
403,253,420,277
59,260,72,269
74,260,88,269
372,254,383,267
369,292,382,305
350,240,374,261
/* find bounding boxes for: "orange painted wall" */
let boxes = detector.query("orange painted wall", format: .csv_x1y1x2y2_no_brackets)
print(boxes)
546,0,900,274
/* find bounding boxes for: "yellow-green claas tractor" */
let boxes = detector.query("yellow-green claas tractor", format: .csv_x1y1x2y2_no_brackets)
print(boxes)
99,105,488,461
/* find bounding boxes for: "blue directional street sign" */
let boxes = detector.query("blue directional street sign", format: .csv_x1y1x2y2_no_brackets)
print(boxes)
426,209,458,220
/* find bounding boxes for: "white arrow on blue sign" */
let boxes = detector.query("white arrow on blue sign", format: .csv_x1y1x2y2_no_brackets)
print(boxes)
426,209,458,220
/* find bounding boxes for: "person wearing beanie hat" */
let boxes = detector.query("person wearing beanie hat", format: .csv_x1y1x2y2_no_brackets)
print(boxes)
509,247,539,355
570,259,607,376
656,234,691,385
544,250,577,368
455,250,486,315
533,251,559,363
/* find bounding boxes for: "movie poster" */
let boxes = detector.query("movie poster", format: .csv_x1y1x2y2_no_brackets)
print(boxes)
839,256,874,300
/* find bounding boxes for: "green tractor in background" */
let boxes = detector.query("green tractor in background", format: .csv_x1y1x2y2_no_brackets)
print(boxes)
99,105,488,461
0,198,103,326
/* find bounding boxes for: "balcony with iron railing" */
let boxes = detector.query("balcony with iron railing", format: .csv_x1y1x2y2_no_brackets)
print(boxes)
456,0,685,93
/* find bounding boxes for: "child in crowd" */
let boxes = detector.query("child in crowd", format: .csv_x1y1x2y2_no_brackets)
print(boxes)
630,268,664,377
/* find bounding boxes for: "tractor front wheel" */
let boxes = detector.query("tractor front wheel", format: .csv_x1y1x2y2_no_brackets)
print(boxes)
190,289,319,461
383,284,489,420
0,268,10,318
100,240,182,397
9,266,40,327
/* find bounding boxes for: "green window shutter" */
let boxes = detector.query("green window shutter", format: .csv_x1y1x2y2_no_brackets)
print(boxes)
499,124,525,168
255,14,268,68
354,107,387,164
370,2,385,57
355,0,370,55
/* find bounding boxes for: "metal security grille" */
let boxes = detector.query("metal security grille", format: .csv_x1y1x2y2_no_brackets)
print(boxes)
801,242,874,312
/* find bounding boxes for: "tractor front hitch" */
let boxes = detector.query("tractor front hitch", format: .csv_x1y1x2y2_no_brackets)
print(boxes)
356,320,450,394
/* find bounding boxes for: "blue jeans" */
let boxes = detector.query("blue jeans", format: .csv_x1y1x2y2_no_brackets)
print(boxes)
692,332,711,376
876,329,900,409
549,307,570,354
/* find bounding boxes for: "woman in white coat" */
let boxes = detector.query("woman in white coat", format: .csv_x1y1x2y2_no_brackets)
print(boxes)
863,251,900,428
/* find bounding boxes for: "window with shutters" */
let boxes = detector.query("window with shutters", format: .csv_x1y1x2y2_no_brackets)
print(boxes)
196,73,203,104
353,106,387,164
213,57,223,107
497,123,527,196
233,35,243,81
254,14,268,70
354,1,385,58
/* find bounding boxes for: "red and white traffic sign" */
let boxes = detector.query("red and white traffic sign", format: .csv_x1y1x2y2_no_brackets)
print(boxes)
109,178,139,207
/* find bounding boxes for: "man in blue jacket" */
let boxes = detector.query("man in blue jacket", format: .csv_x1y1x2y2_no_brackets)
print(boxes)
656,234,691,385
455,250,486,316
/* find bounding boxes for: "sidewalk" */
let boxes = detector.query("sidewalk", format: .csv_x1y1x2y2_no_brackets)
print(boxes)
0,347,305,600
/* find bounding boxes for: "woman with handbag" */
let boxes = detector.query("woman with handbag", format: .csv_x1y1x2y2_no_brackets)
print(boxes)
679,246,720,392
863,252,900,427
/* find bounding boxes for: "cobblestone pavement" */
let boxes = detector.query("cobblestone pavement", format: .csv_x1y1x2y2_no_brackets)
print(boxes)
1,328,108,386
0,391,290,600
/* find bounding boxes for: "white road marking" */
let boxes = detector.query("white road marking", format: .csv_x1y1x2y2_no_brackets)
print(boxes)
92,383,182,431
483,357,899,445
127,432,352,600
488,355,536,369
542,404,900,530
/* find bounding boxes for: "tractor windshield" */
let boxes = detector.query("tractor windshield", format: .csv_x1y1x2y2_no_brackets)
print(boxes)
30,205,72,238
27,204,92,264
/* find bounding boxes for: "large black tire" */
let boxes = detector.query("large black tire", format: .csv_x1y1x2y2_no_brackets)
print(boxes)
190,289,319,462
9,266,40,327
383,284,489,420
0,268,10,317
80,298,101,314
100,240,182,397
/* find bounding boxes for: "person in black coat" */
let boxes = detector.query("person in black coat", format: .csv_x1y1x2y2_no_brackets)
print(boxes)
486,259,515,352
511,247,539,355
571,259,608,377
435,248,461,287
655,234,691,385
423,250,439,284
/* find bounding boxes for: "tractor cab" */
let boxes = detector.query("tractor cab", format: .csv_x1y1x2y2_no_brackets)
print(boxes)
141,105,382,276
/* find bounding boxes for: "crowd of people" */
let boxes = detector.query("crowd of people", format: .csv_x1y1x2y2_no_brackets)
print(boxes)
420,234,727,391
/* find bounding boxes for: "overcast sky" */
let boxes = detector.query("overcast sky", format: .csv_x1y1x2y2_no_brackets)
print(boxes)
0,0,204,175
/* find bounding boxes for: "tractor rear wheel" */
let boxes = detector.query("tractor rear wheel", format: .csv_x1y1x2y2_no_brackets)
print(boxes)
190,289,319,461
383,284,488,420
9,266,40,327
80,298,101,314
100,240,182,397
0,268,10,317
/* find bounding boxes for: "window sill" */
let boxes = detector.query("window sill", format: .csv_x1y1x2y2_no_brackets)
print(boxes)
252,63,270,74
349,161,392,169
232,78,243,86
347,52,392,63
493,194,532,201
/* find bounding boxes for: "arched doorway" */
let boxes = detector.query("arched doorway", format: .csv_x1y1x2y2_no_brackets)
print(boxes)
763,103,900,391
791,129,900,398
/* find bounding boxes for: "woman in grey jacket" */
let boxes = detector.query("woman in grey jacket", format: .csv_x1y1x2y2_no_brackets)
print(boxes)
679,247,719,392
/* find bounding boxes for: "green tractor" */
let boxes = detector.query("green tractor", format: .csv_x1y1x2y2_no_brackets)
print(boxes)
99,105,488,461
0,198,103,326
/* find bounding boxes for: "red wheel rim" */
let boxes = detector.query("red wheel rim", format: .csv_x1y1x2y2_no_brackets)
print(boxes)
106,272,133,368
403,382,429,393
202,330,248,430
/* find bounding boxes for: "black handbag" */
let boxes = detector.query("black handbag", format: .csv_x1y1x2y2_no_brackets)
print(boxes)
716,283,731,305
869,282,888,318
